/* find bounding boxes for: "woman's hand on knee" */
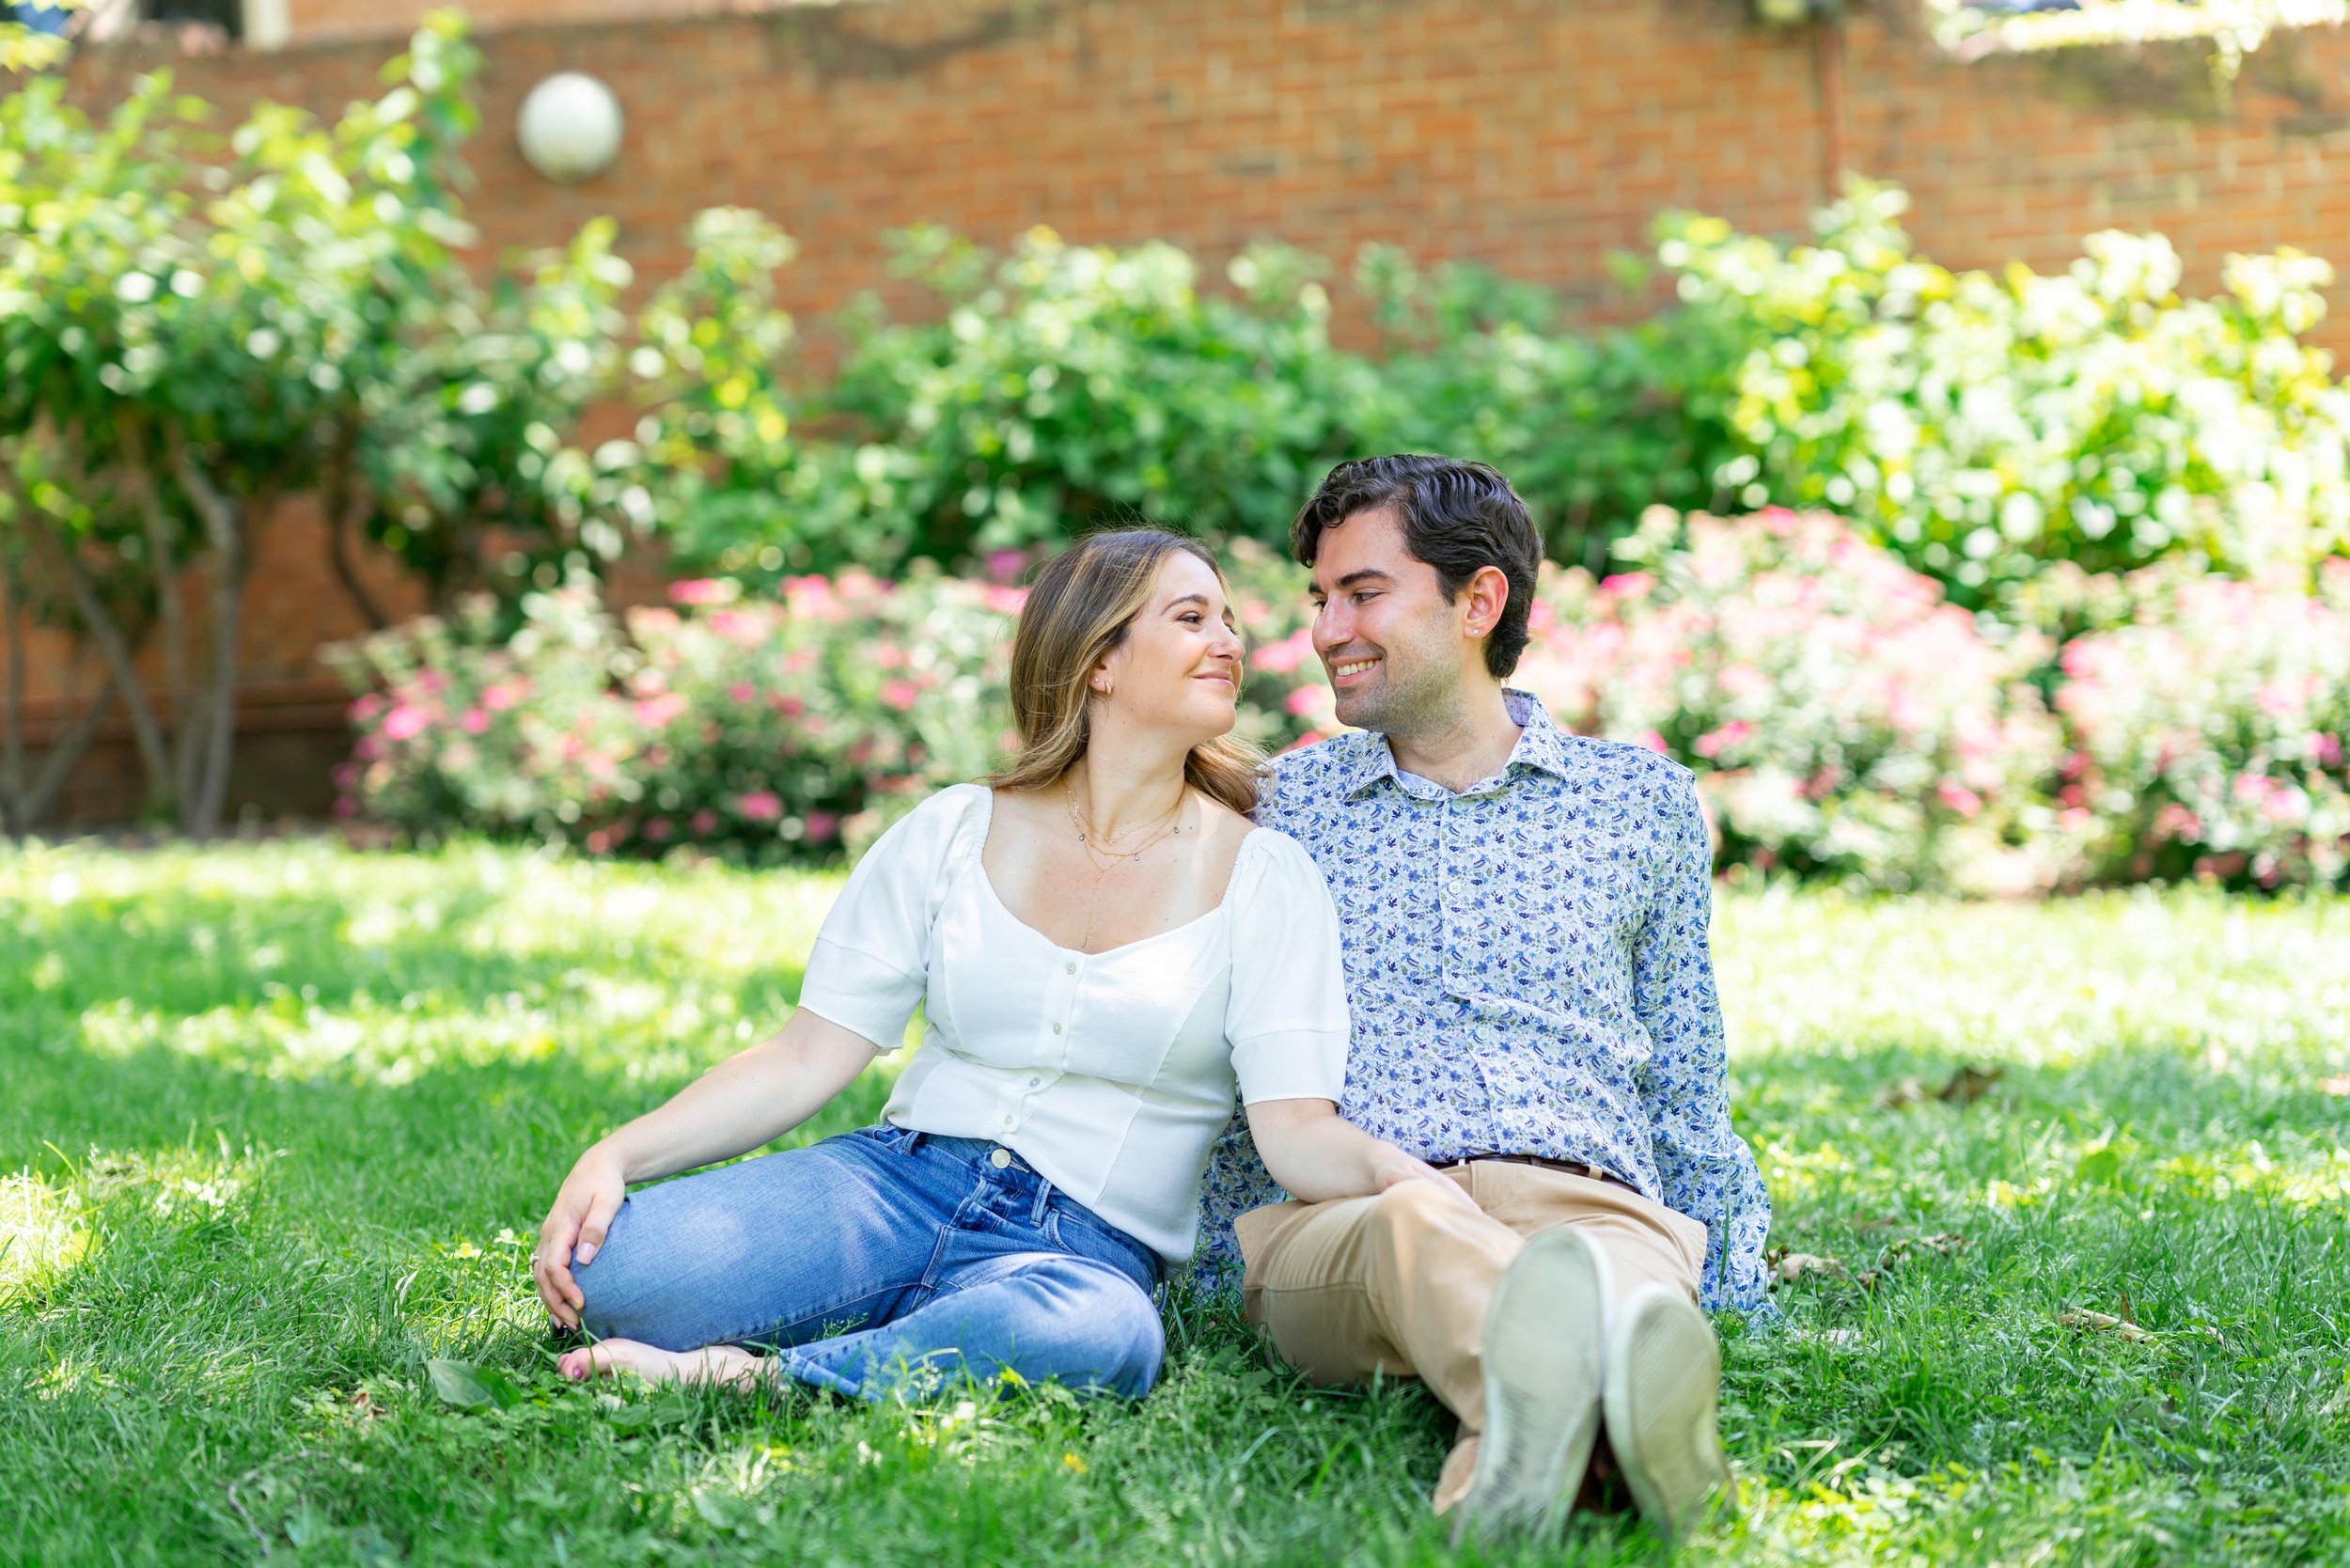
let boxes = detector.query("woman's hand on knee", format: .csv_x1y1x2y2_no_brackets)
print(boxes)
534,1143,625,1329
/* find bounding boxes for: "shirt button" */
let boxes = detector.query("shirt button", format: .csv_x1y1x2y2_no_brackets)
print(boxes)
1051,1022,1062,1034
1028,1075,1042,1088
988,1148,1012,1168
998,1113,1016,1130
1064,962,1076,975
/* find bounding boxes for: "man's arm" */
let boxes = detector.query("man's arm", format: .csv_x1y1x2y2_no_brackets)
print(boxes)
1632,775,1777,1318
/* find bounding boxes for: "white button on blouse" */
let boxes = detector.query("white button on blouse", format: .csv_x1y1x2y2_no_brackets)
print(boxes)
796,783,1350,1264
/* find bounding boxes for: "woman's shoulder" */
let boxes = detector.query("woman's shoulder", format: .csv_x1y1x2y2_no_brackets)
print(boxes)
1217,810,1328,897
859,783,992,869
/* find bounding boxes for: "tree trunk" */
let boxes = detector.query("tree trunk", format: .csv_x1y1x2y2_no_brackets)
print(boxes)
170,440,248,839
25,517,176,816
322,420,390,632
15,669,120,833
117,411,201,808
2,552,25,827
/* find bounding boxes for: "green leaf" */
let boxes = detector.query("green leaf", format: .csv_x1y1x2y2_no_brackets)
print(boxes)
425,1357,494,1407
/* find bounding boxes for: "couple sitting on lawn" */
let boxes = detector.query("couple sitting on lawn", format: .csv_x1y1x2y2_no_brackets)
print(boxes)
529,453,1775,1544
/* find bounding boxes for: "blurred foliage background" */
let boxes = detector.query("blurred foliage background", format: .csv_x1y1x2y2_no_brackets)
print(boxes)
5,13,2348,889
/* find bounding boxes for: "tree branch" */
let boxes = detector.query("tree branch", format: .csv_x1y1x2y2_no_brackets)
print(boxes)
168,432,246,837
24,515,175,812
321,418,391,631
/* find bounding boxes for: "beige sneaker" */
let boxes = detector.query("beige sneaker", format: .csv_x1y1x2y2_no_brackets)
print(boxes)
1449,1226,1611,1543
1603,1282,1731,1548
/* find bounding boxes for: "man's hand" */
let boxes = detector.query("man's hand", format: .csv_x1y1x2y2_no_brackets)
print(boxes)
533,1142,626,1329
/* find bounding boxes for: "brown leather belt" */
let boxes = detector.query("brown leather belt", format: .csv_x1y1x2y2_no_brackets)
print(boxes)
1454,1152,1631,1190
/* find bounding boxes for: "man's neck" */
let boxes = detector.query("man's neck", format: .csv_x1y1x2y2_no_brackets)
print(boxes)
1384,682,1522,794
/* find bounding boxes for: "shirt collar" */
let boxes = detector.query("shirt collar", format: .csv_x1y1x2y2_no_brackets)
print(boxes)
1340,688,1575,798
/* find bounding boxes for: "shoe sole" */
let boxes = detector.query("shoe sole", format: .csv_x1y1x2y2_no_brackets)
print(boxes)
1604,1288,1730,1549
1449,1227,1608,1544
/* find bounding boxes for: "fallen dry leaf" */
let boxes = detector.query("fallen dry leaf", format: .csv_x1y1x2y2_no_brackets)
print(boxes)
1875,1077,1926,1110
1935,1064,2004,1105
1853,1215,1902,1235
2059,1309,2158,1343
1855,1232,1970,1291
1769,1251,1848,1285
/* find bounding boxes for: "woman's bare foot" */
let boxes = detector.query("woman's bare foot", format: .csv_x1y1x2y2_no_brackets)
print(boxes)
557,1338,766,1392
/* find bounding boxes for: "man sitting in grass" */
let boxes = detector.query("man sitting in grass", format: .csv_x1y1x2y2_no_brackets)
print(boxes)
1196,454,1775,1546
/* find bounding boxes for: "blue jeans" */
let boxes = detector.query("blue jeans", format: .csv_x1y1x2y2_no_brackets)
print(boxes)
573,1125,1166,1399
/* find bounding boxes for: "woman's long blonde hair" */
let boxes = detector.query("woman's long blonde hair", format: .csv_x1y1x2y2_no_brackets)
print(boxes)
988,528,1262,816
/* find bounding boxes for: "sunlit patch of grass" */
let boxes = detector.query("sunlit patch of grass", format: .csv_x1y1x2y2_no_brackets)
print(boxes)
3,838,2347,1563
0,1173,87,1305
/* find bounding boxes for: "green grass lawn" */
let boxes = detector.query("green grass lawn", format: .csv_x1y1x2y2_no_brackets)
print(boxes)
4,840,2348,1566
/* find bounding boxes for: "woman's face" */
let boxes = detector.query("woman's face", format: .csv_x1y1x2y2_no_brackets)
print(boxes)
1093,551,1245,747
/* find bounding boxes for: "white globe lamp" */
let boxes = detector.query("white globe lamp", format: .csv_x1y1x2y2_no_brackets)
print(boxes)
517,72,624,184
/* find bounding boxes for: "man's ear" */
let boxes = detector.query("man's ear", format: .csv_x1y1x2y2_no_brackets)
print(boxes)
1460,564,1511,643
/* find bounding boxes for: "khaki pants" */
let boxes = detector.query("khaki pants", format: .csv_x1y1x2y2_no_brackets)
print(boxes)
1234,1161,1708,1513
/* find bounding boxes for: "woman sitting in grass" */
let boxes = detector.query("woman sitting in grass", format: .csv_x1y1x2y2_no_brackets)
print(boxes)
534,528,1473,1399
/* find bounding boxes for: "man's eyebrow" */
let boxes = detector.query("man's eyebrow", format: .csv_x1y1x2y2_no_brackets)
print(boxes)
1311,569,1397,594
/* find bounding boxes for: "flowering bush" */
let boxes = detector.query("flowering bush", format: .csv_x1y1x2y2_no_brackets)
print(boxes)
329,515,2350,892
2052,559,2350,887
1521,509,2064,893
326,570,1025,860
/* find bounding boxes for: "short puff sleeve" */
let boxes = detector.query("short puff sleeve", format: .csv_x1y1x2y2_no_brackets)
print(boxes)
795,785,981,1052
1224,829,1350,1105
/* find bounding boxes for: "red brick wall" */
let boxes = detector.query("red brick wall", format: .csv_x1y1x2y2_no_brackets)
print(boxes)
24,0,2350,823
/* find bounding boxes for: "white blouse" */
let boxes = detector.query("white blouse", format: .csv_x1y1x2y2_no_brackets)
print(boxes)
796,783,1349,1263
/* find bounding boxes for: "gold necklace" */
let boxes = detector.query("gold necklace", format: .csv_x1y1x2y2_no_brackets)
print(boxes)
1060,775,1185,862
1060,776,1190,950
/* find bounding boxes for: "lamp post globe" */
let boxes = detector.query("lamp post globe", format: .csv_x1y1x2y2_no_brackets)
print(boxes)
517,72,624,184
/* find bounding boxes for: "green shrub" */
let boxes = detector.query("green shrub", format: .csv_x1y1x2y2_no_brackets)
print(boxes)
1641,181,2350,606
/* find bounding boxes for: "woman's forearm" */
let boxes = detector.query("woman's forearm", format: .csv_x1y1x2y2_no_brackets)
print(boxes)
1245,1096,1471,1207
596,1008,881,1183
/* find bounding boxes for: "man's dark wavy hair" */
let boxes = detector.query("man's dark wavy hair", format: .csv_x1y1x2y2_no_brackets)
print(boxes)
1290,454,1543,680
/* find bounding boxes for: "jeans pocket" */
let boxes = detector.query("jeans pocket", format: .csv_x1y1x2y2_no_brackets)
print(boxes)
1044,1203,1159,1294
847,1122,918,1153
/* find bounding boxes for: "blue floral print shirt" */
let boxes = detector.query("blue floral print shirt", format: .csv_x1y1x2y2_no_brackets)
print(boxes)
1194,690,1776,1315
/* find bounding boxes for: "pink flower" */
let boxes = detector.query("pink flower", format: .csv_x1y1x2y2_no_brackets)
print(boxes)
644,818,673,843
482,680,529,713
1599,572,1654,601
669,579,732,605
1251,630,1315,676
461,708,489,735
584,830,612,855
1935,780,1984,819
986,549,1027,584
728,682,758,704
772,694,807,717
1285,687,1326,717
634,692,689,728
351,693,384,722
690,809,718,837
382,704,428,743
735,791,783,823
1692,721,1750,759
1636,730,1668,754
880,680,920,712
804,811,840,842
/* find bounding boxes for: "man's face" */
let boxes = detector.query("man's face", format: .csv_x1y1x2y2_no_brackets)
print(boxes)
1307,507,1472,735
